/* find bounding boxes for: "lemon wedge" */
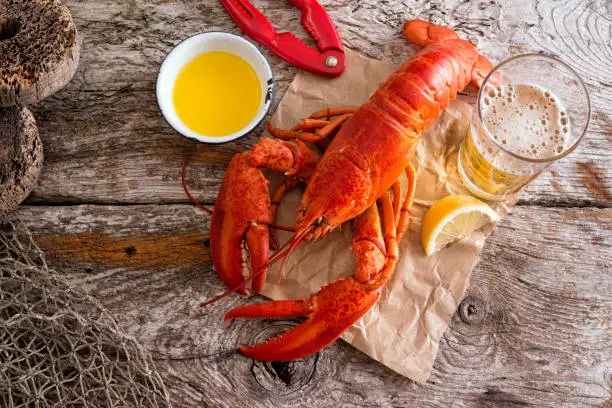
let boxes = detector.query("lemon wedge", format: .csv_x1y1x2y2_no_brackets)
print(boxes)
421,195,500,256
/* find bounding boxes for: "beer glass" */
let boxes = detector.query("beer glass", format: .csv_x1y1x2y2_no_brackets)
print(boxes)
457,54,590,201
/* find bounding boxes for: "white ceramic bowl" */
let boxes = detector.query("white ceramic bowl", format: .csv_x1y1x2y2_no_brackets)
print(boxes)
156,32,274,144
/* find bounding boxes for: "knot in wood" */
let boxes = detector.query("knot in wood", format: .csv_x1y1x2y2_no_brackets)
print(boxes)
459,295,487,325
251,355,318,396
248,321,318,395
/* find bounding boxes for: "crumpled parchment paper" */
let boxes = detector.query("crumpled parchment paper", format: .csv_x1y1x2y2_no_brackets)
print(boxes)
260,49,516,384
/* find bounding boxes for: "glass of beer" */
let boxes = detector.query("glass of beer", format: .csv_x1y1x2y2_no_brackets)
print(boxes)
458,54,590,201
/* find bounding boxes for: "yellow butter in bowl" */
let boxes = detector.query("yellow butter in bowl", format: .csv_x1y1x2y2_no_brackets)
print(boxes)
157,32,274,144
173,51,262,137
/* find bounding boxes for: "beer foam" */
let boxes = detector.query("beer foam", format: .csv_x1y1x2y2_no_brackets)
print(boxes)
479,83,570,162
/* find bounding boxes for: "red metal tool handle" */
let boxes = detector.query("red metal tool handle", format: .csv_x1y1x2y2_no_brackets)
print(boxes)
287,0,343,53
220,0,345,77
271,33,345,77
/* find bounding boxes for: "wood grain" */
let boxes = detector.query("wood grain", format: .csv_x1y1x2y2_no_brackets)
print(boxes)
11,0,611,406
15,204,611,407
22,0,611,207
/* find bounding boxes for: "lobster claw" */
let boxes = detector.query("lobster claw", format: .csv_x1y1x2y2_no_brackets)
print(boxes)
224,194,397,361
210,139,320,295
210,153,272,294
225,277,380,361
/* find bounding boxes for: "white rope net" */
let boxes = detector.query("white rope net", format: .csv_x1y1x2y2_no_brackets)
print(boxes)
0,220,172,407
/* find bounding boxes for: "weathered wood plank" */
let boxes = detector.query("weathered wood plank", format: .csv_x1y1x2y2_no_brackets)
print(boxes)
10,0,611,406
27,88,610,207
22,0,611,206
15,204,611,407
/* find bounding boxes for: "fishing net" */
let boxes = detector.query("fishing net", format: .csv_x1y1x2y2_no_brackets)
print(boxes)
0,220,172,407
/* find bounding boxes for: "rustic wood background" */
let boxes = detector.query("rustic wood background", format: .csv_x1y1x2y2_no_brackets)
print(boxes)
13,0,611,406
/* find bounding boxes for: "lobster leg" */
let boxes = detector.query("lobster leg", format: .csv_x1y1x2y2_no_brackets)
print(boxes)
252,137,321,251
268,114,352,144
313,113,353,152
314,114,353,139
397,164,417,243
269,177,301,250
267,125,321,143
225,193,397,361
367,193,399,292
309,107,357,119
391,180,402,226
291,118,330,131
352,202,387,283
261,110,354,249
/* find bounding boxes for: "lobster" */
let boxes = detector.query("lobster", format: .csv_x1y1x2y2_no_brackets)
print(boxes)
200,20,493,361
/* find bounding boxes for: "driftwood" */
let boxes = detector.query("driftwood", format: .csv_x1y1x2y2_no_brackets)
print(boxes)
0,106,41,216
0,0,80,107
10,0,611,406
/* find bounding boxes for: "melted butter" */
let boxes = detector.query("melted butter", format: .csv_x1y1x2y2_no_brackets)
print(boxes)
173,51,261,136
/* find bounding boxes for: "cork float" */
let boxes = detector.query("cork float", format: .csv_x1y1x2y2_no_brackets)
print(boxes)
0,0,80,216
0,106,42,216
0,0,80,106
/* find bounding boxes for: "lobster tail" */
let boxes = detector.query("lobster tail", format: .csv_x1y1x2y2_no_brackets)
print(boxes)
403,19,459,45
403,19,493,88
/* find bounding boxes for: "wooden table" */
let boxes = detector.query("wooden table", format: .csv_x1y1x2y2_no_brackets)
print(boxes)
15,0,610,406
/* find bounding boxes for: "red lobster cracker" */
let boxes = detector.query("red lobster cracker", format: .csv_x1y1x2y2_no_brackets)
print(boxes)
205,20,493,361
220,0,345,77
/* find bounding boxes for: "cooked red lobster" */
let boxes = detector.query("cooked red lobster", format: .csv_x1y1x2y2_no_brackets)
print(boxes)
204,20,493,361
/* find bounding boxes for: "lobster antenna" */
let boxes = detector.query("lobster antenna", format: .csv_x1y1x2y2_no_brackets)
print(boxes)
182,154,213,214
268,224,296,232
264,227,309,269
277,235,303,285
200,229,308,308
265,232,300,264
199,242,294,308
200,272,260,307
